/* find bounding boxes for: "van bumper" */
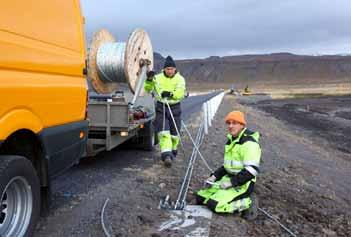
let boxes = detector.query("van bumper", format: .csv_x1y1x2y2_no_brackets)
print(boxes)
39,120,89,178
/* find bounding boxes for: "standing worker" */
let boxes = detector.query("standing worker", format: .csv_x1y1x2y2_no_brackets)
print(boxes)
144,56,186,167
195,111,261,220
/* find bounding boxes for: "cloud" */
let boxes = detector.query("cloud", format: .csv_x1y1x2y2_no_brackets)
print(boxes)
81,0,351,59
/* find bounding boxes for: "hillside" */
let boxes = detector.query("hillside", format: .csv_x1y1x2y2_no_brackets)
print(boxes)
154,52,351,87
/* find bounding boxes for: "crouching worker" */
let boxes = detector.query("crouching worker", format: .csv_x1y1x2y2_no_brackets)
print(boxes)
195,111,261,220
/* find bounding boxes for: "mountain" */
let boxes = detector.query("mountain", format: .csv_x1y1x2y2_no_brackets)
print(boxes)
152,52,165,73
153,52,351,87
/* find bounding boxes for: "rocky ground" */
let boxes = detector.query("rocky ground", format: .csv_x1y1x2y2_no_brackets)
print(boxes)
34,94,351,237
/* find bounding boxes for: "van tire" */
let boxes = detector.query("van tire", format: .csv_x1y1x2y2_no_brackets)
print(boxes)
0,155,40,237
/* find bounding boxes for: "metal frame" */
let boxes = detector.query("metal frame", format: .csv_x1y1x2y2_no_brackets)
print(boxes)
86,95,155,157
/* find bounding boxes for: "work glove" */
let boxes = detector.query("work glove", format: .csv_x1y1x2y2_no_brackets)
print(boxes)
220,180,232,189
161,91,173,98
146,71,155,81
203,175,216,188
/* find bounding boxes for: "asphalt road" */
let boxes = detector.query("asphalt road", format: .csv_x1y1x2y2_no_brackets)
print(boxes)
182,91,222,121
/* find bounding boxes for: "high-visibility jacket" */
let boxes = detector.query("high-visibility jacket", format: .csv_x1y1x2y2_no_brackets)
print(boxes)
214,128,261,185
144,71,186,104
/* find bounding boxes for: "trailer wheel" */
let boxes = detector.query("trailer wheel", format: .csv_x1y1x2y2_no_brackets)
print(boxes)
141,122,155,151
154,130,159,146
0,155,40,237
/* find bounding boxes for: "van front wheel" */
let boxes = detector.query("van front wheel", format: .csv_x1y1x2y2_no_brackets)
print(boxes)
0,155,40,237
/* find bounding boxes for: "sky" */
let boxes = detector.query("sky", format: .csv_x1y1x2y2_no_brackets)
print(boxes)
81,0,351,59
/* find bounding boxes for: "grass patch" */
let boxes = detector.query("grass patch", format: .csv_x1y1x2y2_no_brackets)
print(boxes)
290,93,325,98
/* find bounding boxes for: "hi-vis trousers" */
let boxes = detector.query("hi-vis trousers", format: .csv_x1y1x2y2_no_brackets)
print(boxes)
155,101,181,160
196,175,254,213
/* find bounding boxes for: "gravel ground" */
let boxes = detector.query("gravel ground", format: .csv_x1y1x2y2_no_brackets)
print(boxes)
34,94,351,237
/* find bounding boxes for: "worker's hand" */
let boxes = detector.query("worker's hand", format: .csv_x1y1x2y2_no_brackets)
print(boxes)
220,180,232,189
146,71,155,81
203,175,216,188
161,91,173,98
207,175,216,183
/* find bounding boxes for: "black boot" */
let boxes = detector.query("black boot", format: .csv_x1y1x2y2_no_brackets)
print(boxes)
161,152,173,167
164,155,172,167
242,194,258,220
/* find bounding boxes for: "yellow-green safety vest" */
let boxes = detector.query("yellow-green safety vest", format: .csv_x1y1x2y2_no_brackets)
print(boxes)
144,71,186,104
223,128,261,180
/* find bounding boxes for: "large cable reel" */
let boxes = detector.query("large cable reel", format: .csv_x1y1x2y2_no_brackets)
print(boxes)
87,28,153,94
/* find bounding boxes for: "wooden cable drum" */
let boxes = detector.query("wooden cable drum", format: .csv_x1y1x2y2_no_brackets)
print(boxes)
87,28,153,94
87,29,117,94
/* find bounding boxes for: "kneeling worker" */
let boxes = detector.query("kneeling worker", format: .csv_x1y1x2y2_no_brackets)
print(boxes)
196,111,261,219
144,56,186,167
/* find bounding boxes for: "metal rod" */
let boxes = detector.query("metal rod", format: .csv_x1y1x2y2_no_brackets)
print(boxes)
181,120,213,173
178,122,205,207
174,122,204,209
163,102,166,131
130,65,147,106
165,101,182,143
258,207,298,237
175,92,226,207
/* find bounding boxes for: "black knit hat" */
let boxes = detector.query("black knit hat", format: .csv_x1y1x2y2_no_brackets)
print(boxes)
163,55,176,68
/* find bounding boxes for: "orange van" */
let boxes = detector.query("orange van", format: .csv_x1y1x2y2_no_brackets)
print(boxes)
0,1,88,236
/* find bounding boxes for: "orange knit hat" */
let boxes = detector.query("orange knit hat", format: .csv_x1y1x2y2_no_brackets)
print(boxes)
224,111,246,125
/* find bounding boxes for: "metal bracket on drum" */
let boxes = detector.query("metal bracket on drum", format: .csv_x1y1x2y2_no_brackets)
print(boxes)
130,59,152,107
